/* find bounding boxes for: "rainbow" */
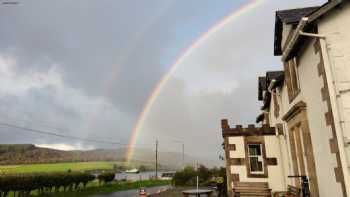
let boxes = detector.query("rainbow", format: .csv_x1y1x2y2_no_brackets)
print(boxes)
126,0,264,162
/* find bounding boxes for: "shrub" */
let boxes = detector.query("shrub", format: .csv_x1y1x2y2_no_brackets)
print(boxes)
97,172,115,184
139,165,147,172
0,172,95,197
172,165,227,187
172,166,196,186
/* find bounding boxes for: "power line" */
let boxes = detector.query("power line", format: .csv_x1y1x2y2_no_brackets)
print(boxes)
0,122,153,147
0,114,69,134
0,115,130,144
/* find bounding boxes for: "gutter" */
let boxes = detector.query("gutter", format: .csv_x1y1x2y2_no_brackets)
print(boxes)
308,0,343,22
281,0,343,61
281,17,308,61
268,79,276,93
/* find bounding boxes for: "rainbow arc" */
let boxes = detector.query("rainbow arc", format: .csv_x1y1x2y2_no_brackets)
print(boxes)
126,0,264,162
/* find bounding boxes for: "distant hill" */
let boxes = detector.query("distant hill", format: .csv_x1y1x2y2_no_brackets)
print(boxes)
0,144,222,169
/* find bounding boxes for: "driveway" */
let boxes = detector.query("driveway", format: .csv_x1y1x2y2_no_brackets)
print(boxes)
89,185,171,197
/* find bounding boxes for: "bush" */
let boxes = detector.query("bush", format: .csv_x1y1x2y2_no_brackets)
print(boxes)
0,172,95,197
172,165,227,188
172,166,196,186
139,165,147,172
97,172,115,184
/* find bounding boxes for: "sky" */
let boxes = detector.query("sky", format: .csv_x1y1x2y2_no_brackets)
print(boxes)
0,0,325,162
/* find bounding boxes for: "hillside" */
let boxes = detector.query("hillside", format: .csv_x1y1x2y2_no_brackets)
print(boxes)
0,144,222,169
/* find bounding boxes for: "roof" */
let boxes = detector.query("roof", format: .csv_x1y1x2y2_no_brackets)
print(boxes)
276,7,320,24
274,0,344,57
271,73,285,89
258,77,266,101
266,71,284,83
260,71,284,110
256,113,265,123
274,7,319,56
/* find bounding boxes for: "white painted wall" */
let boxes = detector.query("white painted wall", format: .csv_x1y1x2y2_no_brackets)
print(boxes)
266,87,293,187
318,0,350,165
282,24,293,49
317,3,350,194
297,38,341,197
228,137,245,158
278,86,295,187
265,136,286,190
228,136,285,191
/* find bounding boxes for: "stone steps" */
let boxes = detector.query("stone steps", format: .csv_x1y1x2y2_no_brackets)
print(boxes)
233,182,272,197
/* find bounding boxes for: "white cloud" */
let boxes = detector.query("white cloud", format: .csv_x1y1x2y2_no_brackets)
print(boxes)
0,55,62,96
36,143,94,151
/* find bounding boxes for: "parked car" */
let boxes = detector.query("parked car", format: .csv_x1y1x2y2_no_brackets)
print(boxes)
160,172,175,180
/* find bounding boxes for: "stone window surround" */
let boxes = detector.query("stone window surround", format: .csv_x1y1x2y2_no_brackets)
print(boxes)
284,57,301,103
282,101,320,197
244,136,269,178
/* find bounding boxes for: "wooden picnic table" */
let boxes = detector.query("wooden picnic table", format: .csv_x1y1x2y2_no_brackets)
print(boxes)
182,189,213,197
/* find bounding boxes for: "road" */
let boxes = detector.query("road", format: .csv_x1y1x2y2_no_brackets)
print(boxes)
89,185,171,197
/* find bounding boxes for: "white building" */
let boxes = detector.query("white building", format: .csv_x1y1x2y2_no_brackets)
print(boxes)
222,1,350,196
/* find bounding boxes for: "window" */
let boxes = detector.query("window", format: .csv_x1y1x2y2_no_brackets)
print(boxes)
248,144,264,173
284,57,300,102
289,58,299,92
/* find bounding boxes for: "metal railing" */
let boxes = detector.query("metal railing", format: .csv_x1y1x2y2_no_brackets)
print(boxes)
288,175,310,197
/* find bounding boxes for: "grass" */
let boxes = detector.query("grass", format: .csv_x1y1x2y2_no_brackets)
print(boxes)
0,161,116,174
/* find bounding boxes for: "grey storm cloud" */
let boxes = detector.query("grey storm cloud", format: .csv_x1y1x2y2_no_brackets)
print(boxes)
0,0,326,159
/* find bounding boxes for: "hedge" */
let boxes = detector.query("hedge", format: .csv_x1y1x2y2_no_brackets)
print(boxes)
97,172,115,184
0,172,95,197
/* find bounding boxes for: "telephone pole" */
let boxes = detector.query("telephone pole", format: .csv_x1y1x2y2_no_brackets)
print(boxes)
182,143,185,168
155,139,158,179
172,140,185,168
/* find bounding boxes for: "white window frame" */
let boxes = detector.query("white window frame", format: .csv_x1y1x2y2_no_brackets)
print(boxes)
248,144,264,174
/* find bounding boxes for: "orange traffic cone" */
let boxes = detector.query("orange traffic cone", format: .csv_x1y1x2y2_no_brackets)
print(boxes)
139,187,147,197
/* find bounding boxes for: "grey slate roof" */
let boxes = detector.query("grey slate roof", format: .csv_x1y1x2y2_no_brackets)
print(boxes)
266,71,284,83
259,71,284,110
258,71,284,103
276,7,320,24
274,6,320,56
258,77,266,101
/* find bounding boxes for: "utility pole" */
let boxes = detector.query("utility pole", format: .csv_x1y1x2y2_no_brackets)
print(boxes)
182,143,185,168
172,140,185,168
155,139,158,180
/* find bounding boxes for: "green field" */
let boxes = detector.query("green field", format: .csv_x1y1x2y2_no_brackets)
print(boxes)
0,161,116,174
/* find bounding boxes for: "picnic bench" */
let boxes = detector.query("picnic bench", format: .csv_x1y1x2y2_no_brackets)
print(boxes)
233,182,272,197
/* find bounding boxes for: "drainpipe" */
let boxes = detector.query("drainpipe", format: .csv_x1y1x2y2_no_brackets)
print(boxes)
297,18,350,196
